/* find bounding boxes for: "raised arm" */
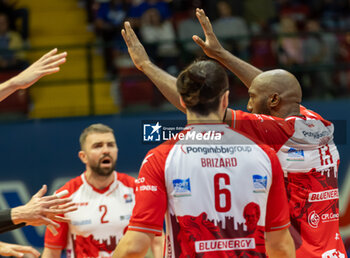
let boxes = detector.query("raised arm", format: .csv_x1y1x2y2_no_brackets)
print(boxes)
121,21,185,113
192,8,262,88
0,48,67,102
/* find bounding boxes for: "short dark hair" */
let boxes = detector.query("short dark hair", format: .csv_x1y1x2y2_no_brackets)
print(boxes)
79,123,114,149
176,60,229,116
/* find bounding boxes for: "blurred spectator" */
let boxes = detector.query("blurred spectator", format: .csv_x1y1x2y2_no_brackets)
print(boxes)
250,26,277,69
0,13,28,71
277,17,303,66
177,6,204,60
212,0,249,59
95,0,131,73
336,32,350,94
277,0,309,28
129,0,171,27
303,19,335,97
140,8,178,74
0,0,29,42
243,0,276,29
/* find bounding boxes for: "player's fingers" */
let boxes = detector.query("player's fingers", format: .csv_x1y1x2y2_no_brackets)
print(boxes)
44,205,77,216
43,58,66,70
13,246,40,258
121,29,131,48
42,52,67,66
53,215,71,223
196,9,213,36
41,216,60,228
40,67,60,76
192,35,206,49
44,197,72,208
124,21,139,43
33,185,47,198
4,249,24,257
38,48,58,62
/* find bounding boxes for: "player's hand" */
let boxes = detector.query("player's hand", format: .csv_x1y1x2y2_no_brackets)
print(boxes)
0,241,40,257
121,21,151,71
192,8,225,59
11,185,77,228
10,48,67,90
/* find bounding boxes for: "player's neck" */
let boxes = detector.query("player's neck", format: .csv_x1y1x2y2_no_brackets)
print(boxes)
186,111,224,124
272,103,301,119
85,169,115,189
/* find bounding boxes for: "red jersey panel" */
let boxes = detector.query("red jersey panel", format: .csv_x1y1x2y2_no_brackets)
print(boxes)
129,123,290,258
230,106,346,257
44,171,135,258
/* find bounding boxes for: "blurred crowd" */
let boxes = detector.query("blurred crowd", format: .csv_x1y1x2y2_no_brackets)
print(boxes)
0,0,29,71
83,0,350,100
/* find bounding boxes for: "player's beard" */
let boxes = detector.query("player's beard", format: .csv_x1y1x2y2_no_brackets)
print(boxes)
90,155,116,177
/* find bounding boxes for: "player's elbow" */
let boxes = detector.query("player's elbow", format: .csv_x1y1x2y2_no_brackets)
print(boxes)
266,228,295,258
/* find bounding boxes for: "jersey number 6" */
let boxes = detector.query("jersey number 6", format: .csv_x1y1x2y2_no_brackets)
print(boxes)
214,173,231,212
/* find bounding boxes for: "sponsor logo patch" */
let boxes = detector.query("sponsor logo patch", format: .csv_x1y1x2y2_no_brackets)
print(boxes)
287,148,305,161
252,175,267,193
308,211,320,228
173,178,191,197
322,249,345,258
308,189,339,202
195,238,255,252
123,193,133,203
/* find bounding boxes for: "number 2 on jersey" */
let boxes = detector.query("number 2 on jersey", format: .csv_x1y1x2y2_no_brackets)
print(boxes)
99,205,109,224
214,173,231,212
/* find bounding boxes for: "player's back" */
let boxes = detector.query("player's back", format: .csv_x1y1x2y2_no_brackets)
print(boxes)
277,112,345,257
230,107,346,257
162,123,289,257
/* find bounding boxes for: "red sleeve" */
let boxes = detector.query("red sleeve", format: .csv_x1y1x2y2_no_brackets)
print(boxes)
264,147,290,232
44,176,83,249
44,221,69,249
230,109,294,152
117,172,136,192
128,147,168,236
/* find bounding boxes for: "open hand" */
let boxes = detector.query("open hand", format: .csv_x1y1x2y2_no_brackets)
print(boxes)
192,8,224,59
121,21,151,71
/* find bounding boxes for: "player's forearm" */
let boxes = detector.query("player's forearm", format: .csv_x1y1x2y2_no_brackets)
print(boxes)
266,229,295,258
141,61,185,113
0,78,20,102
214,48,262,88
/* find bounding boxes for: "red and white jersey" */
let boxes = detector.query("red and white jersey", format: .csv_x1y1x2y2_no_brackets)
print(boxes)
44,171,135,258
129,123,290,258
230,106,346,257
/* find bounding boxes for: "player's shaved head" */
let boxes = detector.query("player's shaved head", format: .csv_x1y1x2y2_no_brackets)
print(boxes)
248,69,302,118
253,69,302,103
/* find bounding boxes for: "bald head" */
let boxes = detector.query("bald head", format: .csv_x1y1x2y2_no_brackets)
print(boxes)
253,69,302,102
248,69,302,118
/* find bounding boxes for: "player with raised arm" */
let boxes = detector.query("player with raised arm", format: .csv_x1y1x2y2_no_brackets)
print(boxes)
113,57,295,257
42,124,163,258
121,11,346,257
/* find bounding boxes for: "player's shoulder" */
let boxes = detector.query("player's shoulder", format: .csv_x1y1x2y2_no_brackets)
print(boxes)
300,105,332,126
116,172,136,188
56,174,84,197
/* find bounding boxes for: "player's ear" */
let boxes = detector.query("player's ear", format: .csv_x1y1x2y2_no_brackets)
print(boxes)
78,150,88,164
221,90,229,110
269,93,280,108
